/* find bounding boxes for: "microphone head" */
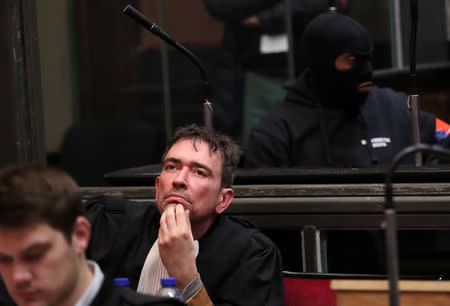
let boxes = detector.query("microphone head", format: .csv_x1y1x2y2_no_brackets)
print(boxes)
123,4,157,34
123,4,137,16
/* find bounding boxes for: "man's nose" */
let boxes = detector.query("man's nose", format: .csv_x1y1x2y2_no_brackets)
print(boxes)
172,167,188,188
12,262,32,285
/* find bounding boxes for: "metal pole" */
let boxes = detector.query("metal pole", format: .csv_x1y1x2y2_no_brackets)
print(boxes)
389,0,404,68
384,208,400,306
0,0,45,166
284,0,295,81
203,99,213,130
408,0,422,166
158,0,173,141
408,95,422,165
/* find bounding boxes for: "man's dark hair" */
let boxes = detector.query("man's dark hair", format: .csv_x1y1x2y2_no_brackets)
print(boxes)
0,165,84,241
163,124,241,188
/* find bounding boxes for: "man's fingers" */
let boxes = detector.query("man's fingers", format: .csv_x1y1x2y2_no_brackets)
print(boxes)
175,204,189,228
160,204,193,247
159,210,168,242
158,227,165,242
185,209,192,229
164,205,177,230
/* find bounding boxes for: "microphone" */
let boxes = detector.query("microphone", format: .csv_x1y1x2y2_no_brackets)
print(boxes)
123,4,213,130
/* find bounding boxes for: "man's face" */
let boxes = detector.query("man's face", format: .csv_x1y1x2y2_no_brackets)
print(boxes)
335,52,373,94
0,223,81,306
156,139,226,228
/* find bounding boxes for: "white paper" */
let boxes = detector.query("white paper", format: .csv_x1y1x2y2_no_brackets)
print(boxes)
260,34,288,54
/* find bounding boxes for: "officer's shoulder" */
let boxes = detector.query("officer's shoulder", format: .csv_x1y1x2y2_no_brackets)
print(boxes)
371,85,404,99
227,215,279,251
227,215,257,230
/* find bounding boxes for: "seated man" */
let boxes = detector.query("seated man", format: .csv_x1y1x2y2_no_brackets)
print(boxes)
245,12,448,168
85,124,285,305
0,165,182,306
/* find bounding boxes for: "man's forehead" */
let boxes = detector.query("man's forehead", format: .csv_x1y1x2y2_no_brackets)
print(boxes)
0,223,56,251
167,138,223,160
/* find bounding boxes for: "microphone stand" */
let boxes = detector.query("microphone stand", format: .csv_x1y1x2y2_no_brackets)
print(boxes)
157,0,172,141
284,0,295,82
123,5,213,130
384,144,450,306
407,0,422,166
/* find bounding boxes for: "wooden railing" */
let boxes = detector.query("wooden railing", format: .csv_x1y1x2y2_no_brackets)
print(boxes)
81,167,450,275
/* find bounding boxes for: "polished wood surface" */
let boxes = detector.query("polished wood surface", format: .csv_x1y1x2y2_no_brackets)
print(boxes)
332,280,450,306
332,280,450,291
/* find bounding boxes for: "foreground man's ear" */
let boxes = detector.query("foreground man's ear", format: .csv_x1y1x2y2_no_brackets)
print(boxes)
215,188,234,214
72,216,91,253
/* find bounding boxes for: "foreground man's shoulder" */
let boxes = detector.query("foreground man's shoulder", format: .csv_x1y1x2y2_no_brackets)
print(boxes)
84,195,158,215
223,215,278,249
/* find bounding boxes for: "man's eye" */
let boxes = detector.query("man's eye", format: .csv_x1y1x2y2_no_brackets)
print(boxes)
195,170,206,177
23,248,48,262
0,256,12,265
165,164,176,170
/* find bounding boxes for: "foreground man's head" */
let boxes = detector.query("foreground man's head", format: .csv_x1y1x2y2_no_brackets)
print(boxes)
156,124,241,239
0,165,91,306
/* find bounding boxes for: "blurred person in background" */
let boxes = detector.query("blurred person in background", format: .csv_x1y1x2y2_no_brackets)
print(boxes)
245,12,450,169
203,0,343,145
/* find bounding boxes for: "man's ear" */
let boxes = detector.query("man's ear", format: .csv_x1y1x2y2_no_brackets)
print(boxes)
335,52,354,71
155,176,160,198
71,216,91,253
215,188,234,214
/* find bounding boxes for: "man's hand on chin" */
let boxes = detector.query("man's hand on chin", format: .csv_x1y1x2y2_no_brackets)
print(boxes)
158,204,198,290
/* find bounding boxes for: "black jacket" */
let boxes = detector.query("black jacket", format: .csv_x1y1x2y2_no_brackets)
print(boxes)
85,196,285,306
0,278,14,306
244,71,437,168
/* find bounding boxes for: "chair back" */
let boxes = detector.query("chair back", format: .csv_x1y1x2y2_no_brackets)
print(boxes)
283,271,387,306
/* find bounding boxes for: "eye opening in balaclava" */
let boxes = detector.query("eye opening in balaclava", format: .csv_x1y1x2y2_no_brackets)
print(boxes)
301,12,374,110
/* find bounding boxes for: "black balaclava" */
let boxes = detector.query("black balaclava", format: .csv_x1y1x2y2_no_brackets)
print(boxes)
301,13,373,110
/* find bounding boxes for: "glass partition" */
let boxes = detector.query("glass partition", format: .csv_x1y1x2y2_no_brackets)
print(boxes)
33,0,450,186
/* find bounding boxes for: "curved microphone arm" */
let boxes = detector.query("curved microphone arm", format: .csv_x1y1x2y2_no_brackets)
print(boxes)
123,5,213,129
384,143,450,306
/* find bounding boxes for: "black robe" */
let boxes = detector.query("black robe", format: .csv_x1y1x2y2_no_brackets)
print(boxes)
0,278,14,306
85,196,285,306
